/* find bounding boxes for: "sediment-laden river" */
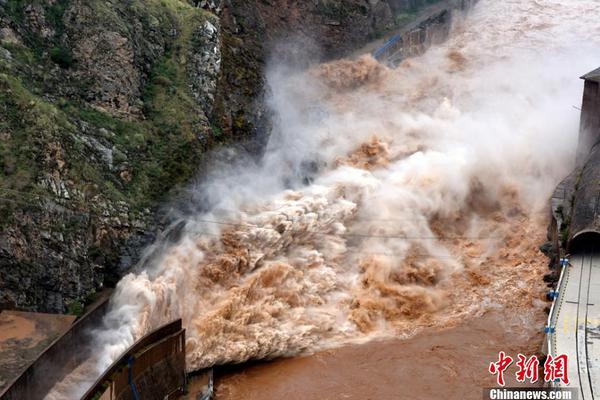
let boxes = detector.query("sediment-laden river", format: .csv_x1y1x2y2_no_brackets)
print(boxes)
47,0,600,398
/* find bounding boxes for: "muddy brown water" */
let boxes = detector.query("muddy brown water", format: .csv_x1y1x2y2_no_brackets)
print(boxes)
0,311,76,391
214,310,542,400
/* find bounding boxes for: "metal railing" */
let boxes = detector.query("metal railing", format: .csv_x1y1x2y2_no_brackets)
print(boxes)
373,34,402,60
544,257,570,387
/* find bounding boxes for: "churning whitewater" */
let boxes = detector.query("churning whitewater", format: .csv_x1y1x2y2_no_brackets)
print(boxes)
47,0,600,397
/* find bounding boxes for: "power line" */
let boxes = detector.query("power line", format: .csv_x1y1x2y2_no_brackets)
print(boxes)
0,194,505,242
0,184,512,241
0,187,56,200
173,231,489,259
0,198,494,259
190,218,501,240
0,196,38,207
0,195,95,217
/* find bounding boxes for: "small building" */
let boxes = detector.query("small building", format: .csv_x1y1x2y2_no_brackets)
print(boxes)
569,67,600,250
577,67,600,163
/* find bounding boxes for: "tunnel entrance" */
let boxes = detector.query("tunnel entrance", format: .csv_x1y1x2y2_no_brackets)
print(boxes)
569,231,600,254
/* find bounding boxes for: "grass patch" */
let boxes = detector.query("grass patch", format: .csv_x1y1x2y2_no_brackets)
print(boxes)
46,0,71,36
560,218,571,249
395,11,419,26
0,73,67,192
1,0,217,215
4,0,27,24
66,299,84,316
317,2,368,20
0,74,85,224
49,46,74,68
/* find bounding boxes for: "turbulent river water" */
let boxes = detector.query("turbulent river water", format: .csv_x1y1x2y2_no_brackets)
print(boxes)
47,0,600,398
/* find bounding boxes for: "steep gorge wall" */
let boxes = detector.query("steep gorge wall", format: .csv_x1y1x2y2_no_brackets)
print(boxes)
0,0,448,313
0,0,223,313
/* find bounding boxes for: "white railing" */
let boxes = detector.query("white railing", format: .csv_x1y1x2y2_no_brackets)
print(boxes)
544,257,569,387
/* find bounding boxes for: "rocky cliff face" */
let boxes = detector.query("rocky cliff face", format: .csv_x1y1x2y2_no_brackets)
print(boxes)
0,0,441,313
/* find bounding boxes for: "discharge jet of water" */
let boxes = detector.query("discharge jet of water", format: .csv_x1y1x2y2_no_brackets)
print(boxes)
46,1,600,398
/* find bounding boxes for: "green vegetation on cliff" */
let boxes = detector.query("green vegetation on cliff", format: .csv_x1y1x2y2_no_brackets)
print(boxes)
0,0,220,210
0,0,222,312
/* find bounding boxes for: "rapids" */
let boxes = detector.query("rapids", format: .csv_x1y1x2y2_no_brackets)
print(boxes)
46,0,600,397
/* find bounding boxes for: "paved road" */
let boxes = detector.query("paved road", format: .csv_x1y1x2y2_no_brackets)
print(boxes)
552,250,600,398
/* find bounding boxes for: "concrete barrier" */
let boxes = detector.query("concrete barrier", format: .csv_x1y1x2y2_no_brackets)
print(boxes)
82,319,186,400
374,10,451,65
372,0,478,66
576,68,600,163
0,297,110,400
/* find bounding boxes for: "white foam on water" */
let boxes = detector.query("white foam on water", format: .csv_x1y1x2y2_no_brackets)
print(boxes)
46,1,600,397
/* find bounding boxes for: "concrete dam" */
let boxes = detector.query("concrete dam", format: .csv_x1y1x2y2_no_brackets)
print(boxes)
544,67,600,399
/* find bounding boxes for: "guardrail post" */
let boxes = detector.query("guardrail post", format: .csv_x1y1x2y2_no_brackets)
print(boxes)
547,290,559,300
128,355,141,400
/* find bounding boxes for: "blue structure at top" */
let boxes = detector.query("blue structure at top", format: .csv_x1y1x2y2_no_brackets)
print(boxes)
372,34,402,60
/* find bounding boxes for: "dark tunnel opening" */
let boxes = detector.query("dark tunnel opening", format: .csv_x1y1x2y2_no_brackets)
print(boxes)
569,231,600,254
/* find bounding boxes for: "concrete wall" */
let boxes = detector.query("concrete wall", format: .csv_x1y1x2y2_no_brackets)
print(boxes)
568,72,600,248
82,320,186,400
0,298,110,400
373,0,477,66
373,10,451,64
577,79,600,163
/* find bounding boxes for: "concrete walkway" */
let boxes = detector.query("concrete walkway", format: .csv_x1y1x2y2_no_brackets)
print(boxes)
553,252,600,398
